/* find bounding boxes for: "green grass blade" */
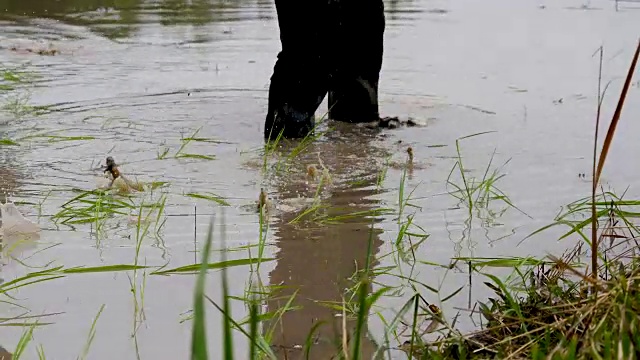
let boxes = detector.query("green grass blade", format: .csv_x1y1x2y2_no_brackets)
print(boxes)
185,192,230,206
219,209,234,360
191,216,215,360
152,258,274,275
77,304,105,360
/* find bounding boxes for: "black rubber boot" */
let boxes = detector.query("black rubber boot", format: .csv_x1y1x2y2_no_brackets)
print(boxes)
265,0,385,140
264,0,329,141
328,0,385,123
328,77,381,123
264,103,317,140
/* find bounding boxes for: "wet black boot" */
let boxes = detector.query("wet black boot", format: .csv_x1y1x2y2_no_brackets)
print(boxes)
263,69,326,140
264,0,329,142
264,104,316,140
327,0,385,124
266,0,385,139
328,77,381,123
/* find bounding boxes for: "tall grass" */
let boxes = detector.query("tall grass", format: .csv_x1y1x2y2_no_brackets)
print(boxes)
590,41,640,282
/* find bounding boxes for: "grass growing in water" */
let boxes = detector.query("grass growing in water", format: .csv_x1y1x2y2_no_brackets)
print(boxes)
179,41,640,359
394,40,640,359
3,41,640,360
1,63,50,118
157,127,218,160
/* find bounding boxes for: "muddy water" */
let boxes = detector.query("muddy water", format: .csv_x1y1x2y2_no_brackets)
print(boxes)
1,0,640,358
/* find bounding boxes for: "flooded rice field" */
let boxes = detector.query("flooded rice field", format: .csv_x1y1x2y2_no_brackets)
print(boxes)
1,0,640,358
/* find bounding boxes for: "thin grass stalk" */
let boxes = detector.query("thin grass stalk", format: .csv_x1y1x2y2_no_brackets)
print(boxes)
591,40,640,281
594,41,640,186
303,320,325,359
341,297,349,359
248,299,258,360
350,222,377,359
591,45,604,283
37,344,46,360
13,322,37,360
78,304,105,360
408,294,420,359
220,209,235,360
204,293,277,359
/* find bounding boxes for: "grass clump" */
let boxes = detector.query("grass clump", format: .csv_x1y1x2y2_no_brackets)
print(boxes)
398,40,640,360
417,224,640,359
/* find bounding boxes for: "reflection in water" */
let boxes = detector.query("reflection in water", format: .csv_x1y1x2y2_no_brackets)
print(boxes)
0,0,265,40
159,0,214,27
0,158,27,273
385,0,421,22
264,126,388,358
0,0,143,39
0,159,22,230
0,166,20,204
0,345,12,360
0,0,416,40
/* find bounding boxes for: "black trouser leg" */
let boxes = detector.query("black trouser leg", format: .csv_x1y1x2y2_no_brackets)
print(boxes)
265,0,330,140
328,0,385,123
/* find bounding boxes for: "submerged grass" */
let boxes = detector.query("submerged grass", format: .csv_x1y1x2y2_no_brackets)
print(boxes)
3,40,640,360
78,304,105,360
1,63,50,118
446,134,530,221
185,192,231,206
178,41,640,360
157,127,218,160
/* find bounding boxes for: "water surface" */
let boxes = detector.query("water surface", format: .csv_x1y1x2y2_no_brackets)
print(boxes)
1,0,640,358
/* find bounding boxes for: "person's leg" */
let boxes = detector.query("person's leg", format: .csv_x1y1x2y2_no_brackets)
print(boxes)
327,0,385,123
264,0,330,141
